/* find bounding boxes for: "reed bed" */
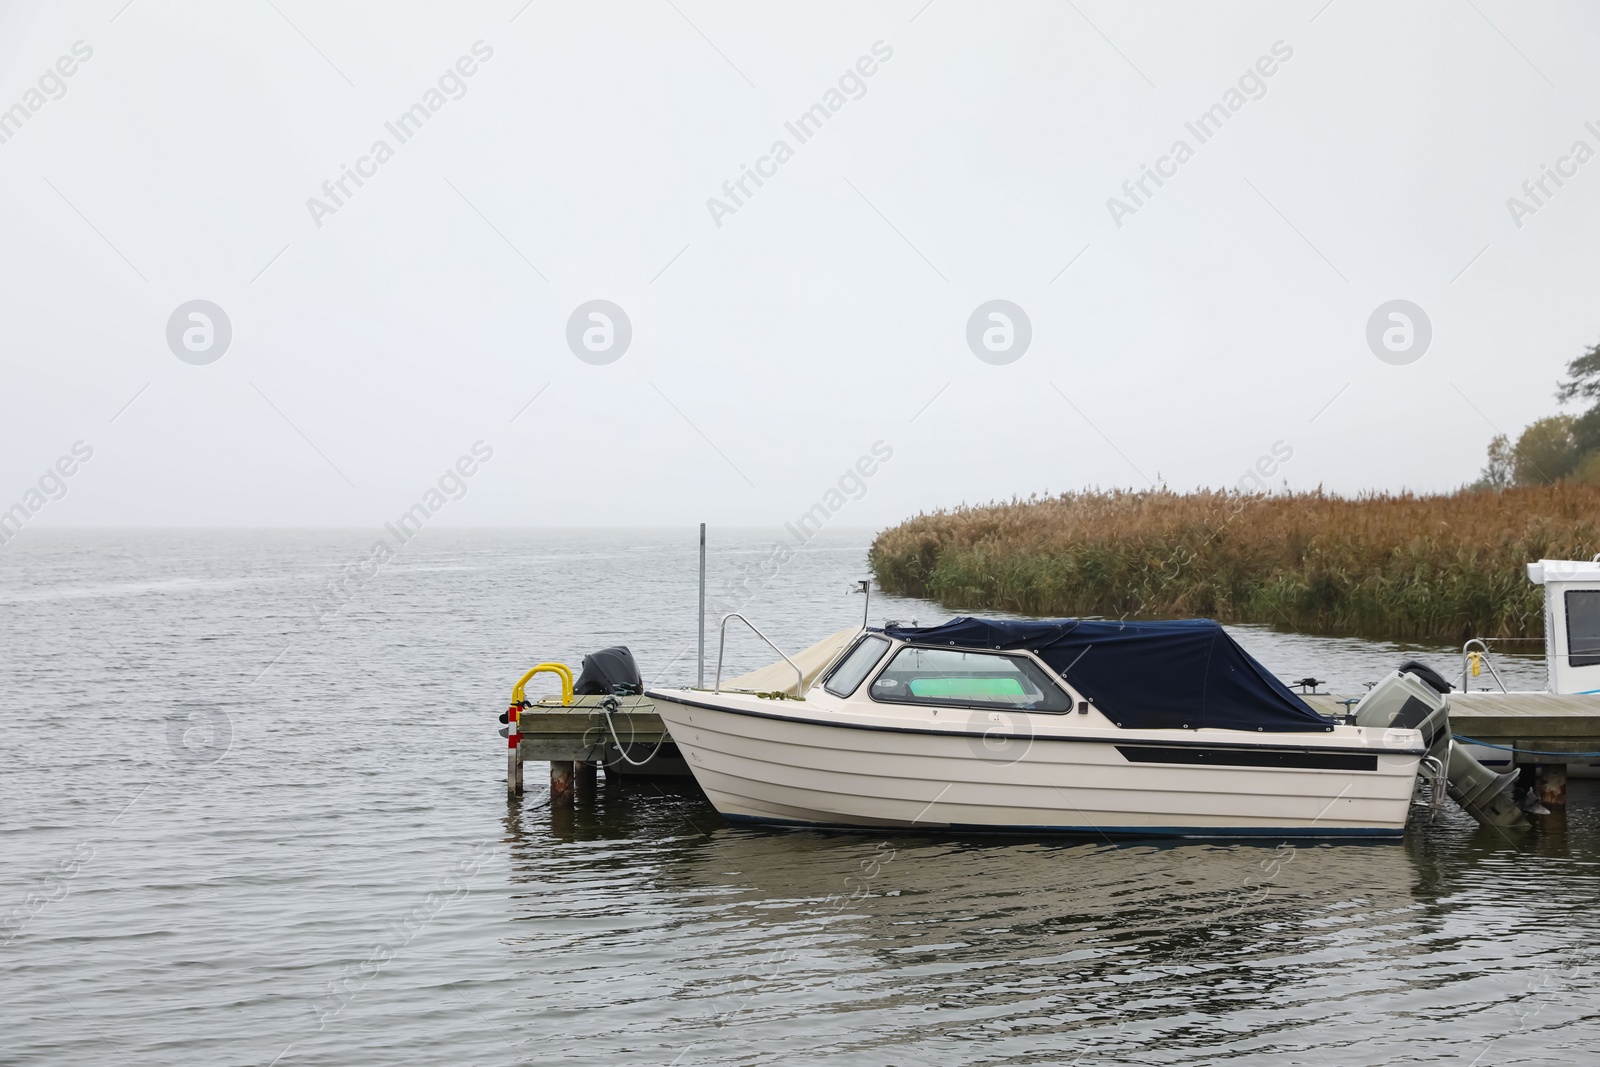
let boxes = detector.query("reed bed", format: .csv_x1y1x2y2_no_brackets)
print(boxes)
868,486,1600,641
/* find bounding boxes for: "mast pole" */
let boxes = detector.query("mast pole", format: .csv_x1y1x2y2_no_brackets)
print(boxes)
697,523,706,688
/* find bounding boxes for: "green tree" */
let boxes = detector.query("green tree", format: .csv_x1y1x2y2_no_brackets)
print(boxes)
1513,415,1577,485
1574,451,1600,485
1474,434,1514,490
1557,341,1600,404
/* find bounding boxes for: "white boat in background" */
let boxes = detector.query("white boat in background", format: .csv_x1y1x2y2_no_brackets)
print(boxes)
651,617,1439,839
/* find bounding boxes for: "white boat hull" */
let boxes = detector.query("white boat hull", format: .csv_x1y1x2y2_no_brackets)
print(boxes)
652,692,1423,838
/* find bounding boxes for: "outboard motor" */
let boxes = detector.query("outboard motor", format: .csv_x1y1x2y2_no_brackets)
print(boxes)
573,646,644,696
1353,663,1528,830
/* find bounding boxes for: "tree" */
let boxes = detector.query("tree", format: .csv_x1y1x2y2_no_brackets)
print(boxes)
1574,450,1600,485
1557,341,1600,404
1513,415,1577,485
1474,434,1514,490
1558,342,1600,458
1469,341,1600,487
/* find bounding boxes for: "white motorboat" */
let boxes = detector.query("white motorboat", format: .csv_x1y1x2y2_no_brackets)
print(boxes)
650,617,1440,839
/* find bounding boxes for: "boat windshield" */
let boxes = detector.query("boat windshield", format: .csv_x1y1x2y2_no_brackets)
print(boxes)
869,646,1072,712
823,635,891,698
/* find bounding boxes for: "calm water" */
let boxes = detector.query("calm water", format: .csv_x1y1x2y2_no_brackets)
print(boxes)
2,529,1594,1066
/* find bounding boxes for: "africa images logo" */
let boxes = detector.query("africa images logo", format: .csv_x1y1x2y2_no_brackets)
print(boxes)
0,41,94,147
305,41,494,229
705,41,894,228
166,300,232,365
1106,41,1293,228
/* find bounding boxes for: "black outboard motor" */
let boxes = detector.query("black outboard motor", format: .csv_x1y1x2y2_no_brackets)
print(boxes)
574,646,644,696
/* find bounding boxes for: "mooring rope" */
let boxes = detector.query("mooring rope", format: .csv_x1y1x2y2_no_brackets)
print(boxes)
601,697,667,767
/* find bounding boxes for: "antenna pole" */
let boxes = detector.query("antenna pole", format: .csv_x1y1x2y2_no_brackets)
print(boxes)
697,523,707,688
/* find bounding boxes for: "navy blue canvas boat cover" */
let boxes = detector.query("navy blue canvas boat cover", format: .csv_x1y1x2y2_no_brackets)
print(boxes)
879,617,1333,733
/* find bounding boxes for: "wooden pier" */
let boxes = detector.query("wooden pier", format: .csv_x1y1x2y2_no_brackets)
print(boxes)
509,693,670,799
1304,692,1600,806
1297,691,1600,755
505,627,860,799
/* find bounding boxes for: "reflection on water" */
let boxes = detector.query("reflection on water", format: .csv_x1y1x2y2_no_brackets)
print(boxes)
505,777,1600,1067
506,775,1600,1066
1,530,1594,1066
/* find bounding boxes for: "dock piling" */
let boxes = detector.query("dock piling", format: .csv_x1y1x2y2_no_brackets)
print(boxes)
507,704,523,797
551,760,575,802
1537,764,1568,808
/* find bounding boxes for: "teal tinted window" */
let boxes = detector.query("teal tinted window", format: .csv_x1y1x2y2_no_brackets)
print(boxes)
869,647,1071,712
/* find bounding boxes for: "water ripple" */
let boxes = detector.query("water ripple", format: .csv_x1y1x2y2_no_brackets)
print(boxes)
1,530,1594,1066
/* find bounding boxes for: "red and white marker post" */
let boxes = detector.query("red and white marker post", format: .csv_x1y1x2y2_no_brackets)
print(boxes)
506,703,523,797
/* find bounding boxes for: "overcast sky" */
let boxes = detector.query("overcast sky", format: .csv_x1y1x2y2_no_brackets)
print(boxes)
2,0,1596,530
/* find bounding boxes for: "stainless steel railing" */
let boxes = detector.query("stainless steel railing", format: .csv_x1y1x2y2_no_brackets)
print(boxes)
715,613,805,697
1461,638,1509,693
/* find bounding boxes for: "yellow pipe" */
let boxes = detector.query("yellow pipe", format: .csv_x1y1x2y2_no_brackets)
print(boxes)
512,662,574,706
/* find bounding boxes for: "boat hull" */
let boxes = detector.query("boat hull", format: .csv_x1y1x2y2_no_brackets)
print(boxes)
652,693,1422,839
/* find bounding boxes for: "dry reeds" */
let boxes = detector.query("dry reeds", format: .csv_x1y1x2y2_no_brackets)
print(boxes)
868,486,1600,641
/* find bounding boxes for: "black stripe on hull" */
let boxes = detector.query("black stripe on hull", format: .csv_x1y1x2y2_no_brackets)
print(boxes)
1116,745,1378,771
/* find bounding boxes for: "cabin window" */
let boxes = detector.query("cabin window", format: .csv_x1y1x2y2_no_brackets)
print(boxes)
823,635,890,698
868,646,1072,712
1566,590,1600,667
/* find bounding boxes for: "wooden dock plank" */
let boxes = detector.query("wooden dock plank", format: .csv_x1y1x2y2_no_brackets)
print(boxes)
1452,691,1600,714
516,694,668,761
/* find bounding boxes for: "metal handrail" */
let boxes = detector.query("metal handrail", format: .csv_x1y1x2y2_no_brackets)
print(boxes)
1461,638,1509,694
512,662,574,706
715,613,805,697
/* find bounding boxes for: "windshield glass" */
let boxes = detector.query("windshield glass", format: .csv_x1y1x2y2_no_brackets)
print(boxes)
823,636,890,698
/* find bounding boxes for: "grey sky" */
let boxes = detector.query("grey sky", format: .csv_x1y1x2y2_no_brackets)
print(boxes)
1,1,1593,529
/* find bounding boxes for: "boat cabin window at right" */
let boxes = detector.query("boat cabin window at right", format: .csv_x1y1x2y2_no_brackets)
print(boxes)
869,646,1072,712
1566,590,1600,667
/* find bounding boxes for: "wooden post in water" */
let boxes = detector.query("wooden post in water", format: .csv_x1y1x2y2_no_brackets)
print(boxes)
506,705,522,797
575,759,597,791
550,760,574,801
1537,763,1568,807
